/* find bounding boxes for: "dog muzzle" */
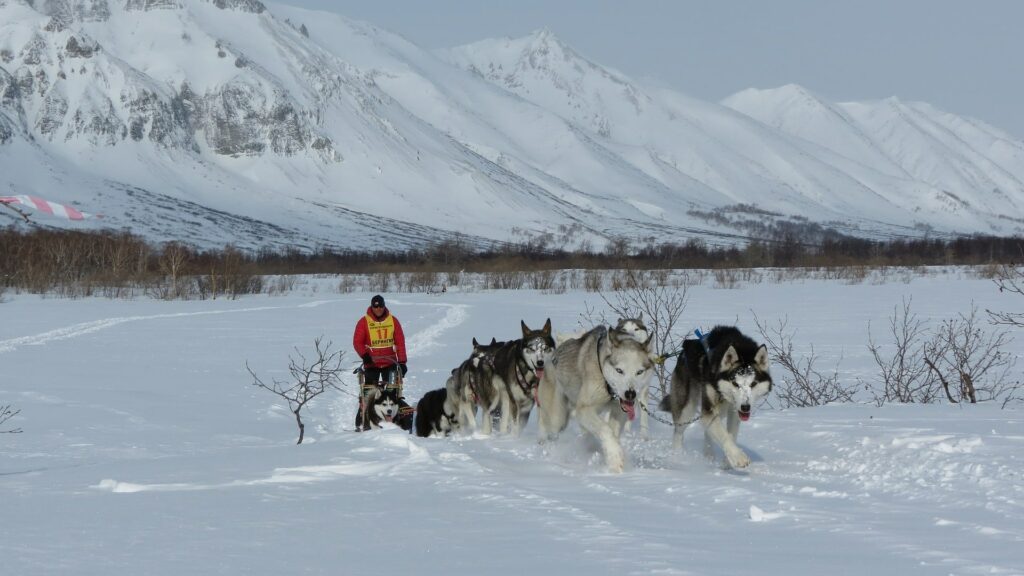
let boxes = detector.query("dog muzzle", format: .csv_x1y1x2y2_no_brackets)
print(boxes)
738,404,751,421
620,389,637,421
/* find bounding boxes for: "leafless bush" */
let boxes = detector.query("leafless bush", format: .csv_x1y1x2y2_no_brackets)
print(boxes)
527,269,559,292
247,336,346,444
265,275,298,295
370,271,392,293
923,305,1016,404
712,268,740,289
337,274,359,293
484,270,525,290
987,263,1023,328
866,298,938,405
753,314,855,408
1,404,22,434
444,270,463,288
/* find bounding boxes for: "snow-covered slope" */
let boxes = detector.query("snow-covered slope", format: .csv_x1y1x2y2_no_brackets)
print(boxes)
2,3,1023,250
723,85,1024,229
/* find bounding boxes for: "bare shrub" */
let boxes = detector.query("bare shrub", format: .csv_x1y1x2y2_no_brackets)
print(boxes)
1,404,22,434
987,263,1023,328
753,314,855,408
247,337,346,444
923,305,1016,404
266,275,297,295
337,274,359,293
866,298,938,405
582,269,602,292
712,268,740,289
484,270,525,290
444,270,463,289
527,269,559,291
370,272,392,293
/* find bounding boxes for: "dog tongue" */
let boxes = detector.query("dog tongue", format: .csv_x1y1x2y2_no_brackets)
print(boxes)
535,367,544,381
621,399,636,421
738,410,750,422
385,415,394,423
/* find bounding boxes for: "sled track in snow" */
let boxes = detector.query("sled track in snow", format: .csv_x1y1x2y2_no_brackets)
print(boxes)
0,300,344,354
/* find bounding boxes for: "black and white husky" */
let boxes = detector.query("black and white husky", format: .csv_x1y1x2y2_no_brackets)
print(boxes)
659,326,772,469
491,320,556,436
446,338,505,434
538,325,655,473
414,387,459,438
364,387,403,430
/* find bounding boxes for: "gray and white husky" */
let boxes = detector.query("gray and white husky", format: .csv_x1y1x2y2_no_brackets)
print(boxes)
538,325,655,473
659,326,772,469
491,320,556,436
446,337,505,434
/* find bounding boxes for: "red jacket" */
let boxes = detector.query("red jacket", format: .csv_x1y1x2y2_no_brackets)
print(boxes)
353,306,407,368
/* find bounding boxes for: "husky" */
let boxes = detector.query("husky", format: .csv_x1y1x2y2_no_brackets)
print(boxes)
491,319,556,436
615,315,655,437
362,387,404,430
446,338,505,434
659,326,772,469
414,387,460,438
538,325,655,473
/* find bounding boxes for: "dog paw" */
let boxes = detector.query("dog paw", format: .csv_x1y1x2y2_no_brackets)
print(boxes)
726,449,750,469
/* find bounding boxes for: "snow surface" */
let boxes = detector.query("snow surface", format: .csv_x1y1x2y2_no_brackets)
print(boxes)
2,269,1022,575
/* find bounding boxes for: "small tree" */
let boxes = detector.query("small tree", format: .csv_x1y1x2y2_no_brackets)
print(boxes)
1,404,22,434
247,337,346,444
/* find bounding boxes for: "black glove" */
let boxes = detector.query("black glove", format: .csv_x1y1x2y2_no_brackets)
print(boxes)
399,363,408,376
361,353,373,367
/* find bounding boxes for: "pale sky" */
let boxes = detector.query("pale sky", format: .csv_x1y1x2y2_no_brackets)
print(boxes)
277,0,1024,139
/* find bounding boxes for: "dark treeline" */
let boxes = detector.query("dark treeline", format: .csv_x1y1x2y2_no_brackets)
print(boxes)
1,227,1021,296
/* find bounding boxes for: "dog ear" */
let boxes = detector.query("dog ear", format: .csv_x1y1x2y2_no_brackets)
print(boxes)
644,332,654,351
521,320,530,337
637,311,644,322
472,337,480,348
542,318,552,336
490,337,497,345
755,344,770,371
720,345,740,372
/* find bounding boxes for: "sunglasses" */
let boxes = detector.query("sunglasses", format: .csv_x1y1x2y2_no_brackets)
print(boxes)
372,303,384,308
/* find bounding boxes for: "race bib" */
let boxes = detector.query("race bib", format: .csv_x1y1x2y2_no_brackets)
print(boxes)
366,314,396,349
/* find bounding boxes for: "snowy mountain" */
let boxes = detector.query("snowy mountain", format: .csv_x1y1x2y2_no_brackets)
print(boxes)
2,2,1023,251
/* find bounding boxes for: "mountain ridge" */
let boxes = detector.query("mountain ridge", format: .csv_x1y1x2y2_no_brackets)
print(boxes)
2,1,1022,251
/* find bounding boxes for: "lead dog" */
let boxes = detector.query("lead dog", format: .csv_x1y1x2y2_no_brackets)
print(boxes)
659,326,772,469
491,320,555,436
538,325,654,473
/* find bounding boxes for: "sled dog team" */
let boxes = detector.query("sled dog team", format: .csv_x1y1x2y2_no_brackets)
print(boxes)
374,316,773,473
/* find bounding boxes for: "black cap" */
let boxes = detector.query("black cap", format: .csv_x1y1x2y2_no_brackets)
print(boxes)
370,294,385,308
